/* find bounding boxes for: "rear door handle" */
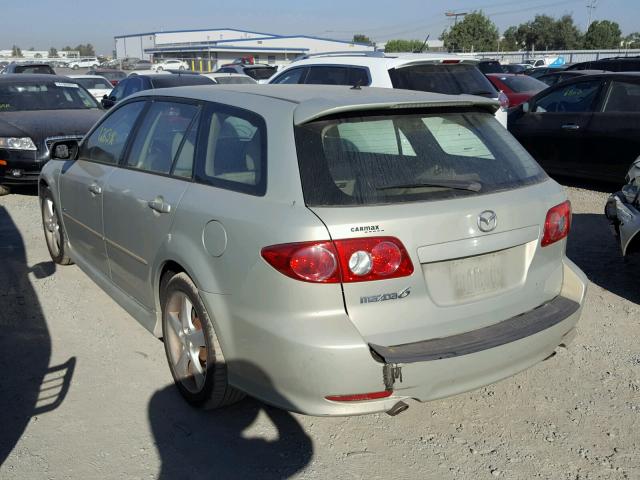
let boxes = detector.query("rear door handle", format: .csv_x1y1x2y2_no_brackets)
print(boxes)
148,198,171,214
88,183,102,195
561,124,580,130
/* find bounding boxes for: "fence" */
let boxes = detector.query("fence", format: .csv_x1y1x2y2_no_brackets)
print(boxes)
457,48,640,64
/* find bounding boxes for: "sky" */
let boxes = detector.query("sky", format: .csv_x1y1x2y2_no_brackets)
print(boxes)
3,0,638,54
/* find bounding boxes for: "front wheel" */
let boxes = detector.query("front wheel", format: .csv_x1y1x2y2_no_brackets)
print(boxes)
72,65,79,70
41,186,73,265
161,272,245,409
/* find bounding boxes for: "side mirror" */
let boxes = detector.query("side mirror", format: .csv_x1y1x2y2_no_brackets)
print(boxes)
101,96,115,109
522,102,530,113
50,140,79,161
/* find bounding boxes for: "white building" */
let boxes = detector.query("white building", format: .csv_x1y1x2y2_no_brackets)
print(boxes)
114,28,374,70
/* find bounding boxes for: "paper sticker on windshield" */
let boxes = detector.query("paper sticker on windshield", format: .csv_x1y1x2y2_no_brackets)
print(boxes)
55,82,79,88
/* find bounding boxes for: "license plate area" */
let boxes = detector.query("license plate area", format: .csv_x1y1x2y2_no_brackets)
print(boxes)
422,245,527,306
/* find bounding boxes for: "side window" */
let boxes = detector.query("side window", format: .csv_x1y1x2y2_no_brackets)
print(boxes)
348,67,370,86
534,80,601,113
125,101,200,176
603,81,640,112
306,66,349,85
196,105,266,195
271,67,306,84
123,77,144,98
79,101,146,165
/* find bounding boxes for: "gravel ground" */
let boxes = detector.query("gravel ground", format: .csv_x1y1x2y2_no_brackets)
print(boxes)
0,183,638,480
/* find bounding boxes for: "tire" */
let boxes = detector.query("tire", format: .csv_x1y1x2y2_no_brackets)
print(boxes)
91,64,98,69
161,272,245,409
72,64,79,70
40,186,73,265
179,66,185,71
0,184,9,196
157,66,163,71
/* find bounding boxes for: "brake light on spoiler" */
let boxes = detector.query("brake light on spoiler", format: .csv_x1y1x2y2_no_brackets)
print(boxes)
261,236,414,283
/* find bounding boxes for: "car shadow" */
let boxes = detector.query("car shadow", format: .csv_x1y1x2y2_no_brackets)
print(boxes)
0,205,75,466
567,212,640,305
148,361,313,480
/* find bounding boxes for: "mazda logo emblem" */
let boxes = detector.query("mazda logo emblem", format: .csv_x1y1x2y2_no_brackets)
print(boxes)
477,210,497,232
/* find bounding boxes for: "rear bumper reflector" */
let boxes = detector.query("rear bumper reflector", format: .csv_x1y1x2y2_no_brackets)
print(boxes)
370,296,580,364
326,390,393,402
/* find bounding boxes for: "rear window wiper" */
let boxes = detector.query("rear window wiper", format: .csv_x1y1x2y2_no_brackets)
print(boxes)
376,179,482,192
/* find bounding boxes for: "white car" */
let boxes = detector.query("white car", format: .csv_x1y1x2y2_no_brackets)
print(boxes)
67,75,113,100
151,59,190,71
68,58,100,70
269,52,509,127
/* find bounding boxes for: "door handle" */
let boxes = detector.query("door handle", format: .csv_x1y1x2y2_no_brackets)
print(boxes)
148,198,171,214
88,183,102,195
561,124,580,130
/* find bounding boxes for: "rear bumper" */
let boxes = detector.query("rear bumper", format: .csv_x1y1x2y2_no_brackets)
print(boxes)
205,258,586,416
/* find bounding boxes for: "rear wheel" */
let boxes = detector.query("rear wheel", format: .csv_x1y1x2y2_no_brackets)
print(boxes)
72,64,79,70
161,272,244,409
40,186,73,265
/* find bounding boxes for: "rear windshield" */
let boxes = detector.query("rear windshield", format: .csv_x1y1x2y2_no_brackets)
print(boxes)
0,81,99,111
244,66,277,80
74,77,113,90
389,63,497,98
214,76,256,84
14,65,55,74
499,75,547,93
295,110,546,206
150,75,213,88
95,71,126,81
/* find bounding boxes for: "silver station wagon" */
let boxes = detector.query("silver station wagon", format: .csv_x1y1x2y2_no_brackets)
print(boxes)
39,85,587,416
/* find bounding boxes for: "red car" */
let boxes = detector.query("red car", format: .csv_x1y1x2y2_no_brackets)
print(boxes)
486,73,548,107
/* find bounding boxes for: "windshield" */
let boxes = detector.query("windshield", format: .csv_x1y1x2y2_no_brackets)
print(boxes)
0,81,99,111
389,63,497,98
295,110,546,206
14,65,55,74
74,77,113,90
498,75,547,93
244,66,277,80
95,71,126,81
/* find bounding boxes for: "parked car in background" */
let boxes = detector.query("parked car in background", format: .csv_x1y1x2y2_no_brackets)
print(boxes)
39,84,586,415
508,73,640,184
68,58,100,70
486,73,547,107
269,52,508,127
68,75,113,101
131,60,153,70
536,70,605,88
0,74,103,195
101,73,215,109
605,157,640,257
216,63,277,82
477,59,503,74
1,63,56,75
201,72,257,84
152,59,190,71
118,57,142,70
502,64,532,74
527,66,571,79
566,56,640,72
86,68,127,86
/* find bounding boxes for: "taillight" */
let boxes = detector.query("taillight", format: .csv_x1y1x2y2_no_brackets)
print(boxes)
261,236,414,283
441,59,461,64
541,201,571,247
326,390,392,402
498,90,509,111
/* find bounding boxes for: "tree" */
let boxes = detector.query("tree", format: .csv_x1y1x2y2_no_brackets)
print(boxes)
554,15,582,49
74,44,95,56
503,14,583,51
501,26,521,51
352,34,372,45
11,45,22,58
584,20,622,49
384,39,426,53
48,47,58,58
442,11,499,52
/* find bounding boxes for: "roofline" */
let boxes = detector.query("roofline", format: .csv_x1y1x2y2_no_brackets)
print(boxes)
115,27,278,40
145,45,309,53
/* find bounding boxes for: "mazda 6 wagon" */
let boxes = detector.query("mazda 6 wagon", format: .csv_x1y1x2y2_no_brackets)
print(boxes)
39,85,587,416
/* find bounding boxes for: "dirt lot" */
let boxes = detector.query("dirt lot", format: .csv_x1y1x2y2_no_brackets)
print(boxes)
0,183,638,480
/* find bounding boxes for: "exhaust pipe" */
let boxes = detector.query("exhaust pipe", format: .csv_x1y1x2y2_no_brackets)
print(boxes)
386,401,409,416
